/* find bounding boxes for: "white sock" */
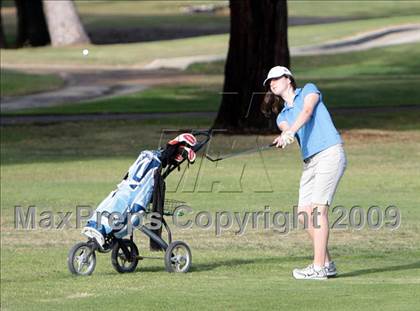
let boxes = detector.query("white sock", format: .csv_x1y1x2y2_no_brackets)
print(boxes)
325,261,332,268
313,264,323,271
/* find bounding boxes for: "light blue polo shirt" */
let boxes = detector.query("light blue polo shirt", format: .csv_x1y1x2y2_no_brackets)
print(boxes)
276,83,342,160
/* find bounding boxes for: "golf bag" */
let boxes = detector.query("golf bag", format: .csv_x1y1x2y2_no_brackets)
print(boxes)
85,150,162,239
83,133,198,246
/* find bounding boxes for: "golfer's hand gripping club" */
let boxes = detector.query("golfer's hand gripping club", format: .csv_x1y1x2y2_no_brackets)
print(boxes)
273,130,295,148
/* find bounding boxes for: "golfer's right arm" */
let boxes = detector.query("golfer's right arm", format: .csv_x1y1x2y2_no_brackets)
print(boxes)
278,121,289,132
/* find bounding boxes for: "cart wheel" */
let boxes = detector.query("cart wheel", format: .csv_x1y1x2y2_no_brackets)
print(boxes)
67,242,96,276
111,239,139,273
165,241,192,273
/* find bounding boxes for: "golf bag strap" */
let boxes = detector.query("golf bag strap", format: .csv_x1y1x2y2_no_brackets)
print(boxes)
149,167,165,251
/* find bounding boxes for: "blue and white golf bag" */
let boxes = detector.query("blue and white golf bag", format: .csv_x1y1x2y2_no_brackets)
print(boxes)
84,150,162,241
82,133,198,247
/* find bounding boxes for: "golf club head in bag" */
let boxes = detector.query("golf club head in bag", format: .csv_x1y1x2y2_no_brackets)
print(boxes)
160,133,197,167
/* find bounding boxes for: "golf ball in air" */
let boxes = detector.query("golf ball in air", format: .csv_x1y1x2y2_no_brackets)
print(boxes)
82,49,89,56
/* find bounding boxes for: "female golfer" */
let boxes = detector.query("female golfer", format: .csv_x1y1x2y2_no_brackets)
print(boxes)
262,66,347,280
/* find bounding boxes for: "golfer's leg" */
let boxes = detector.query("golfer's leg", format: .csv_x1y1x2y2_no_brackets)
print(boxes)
298,161,332,264
311,144,347,266
297,205,312,230
312,204,329,267
298,205,331,263
298,161,314,232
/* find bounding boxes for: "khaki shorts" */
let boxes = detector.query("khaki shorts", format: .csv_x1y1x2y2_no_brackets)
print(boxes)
298,144,347,207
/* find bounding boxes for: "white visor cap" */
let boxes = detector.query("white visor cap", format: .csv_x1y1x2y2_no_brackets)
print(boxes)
263,66,293,86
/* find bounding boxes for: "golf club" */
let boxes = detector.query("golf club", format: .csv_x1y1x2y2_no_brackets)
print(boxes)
205,142,276,162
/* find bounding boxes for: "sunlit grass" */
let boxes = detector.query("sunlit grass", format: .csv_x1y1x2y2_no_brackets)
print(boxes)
1,119,420,310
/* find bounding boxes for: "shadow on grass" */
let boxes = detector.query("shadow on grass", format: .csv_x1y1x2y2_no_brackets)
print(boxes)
137,257,420,276
339,261,420,278
98,255,312,275
190,255,311,272
65,256,420,277
101,265,165,274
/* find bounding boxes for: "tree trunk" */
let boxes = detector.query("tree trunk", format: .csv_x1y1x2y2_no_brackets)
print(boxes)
0,1,6,48
42,0,90,47
213,0,290,133
15,0,50,47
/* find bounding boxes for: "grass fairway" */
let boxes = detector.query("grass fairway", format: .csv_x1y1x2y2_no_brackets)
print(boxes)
0,70,64,97
2,14,419,68
188,42,420,78
6,43,420,115
1,118,420,310
76,0,420,19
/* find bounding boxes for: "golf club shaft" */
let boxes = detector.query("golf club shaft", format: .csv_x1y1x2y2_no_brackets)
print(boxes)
206,142,276,162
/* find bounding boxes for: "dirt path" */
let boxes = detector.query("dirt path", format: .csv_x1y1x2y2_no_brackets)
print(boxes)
0,112,216,125
2,105,419,125
291,23,420,56
0,70,217,113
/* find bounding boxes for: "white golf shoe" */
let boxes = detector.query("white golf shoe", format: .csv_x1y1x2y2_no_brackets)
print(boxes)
325,261,337,277
292,264,327,280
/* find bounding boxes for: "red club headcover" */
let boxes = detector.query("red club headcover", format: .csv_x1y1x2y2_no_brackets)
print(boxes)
168,133,197,147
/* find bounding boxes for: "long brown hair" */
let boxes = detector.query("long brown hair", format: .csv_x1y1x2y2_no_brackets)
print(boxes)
260,75,297,118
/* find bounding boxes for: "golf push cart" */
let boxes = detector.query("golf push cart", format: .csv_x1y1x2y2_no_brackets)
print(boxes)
67,130,212,276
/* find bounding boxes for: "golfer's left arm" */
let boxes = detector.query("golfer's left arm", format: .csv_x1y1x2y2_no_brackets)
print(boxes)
288,93,319,133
